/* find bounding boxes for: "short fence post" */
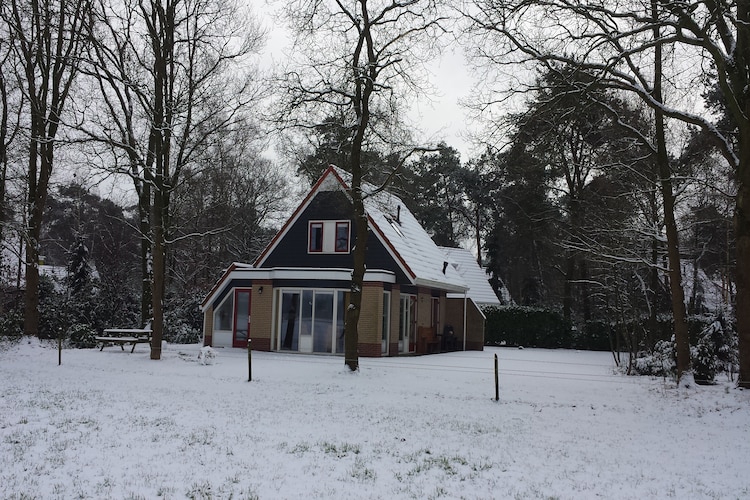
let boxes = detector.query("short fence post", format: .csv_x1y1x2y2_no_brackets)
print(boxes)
247,339,253,382
494,353,499,401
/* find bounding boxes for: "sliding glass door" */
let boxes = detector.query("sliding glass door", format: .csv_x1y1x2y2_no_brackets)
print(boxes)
279,289,343,354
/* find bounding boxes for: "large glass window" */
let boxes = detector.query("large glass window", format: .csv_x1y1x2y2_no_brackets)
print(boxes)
301,290,314,337
279,289,347,354
336,291,346,354
313,292,334,353
234,290,251,347
214,293,234,331
281,292,300,350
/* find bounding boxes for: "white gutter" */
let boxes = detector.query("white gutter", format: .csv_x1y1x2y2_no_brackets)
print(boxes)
413,277,469,294
201,267,396,312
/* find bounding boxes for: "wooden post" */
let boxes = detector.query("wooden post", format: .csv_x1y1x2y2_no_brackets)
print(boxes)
494,353,499,401
58,333,62,366
247,339,253,382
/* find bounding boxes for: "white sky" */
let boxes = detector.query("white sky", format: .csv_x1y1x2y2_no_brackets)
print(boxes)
259,9,479,163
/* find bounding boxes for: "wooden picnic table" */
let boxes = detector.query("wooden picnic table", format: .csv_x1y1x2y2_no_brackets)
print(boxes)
95,328,152,353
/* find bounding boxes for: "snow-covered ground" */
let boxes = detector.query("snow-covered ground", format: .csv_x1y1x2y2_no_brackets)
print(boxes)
1,340,748,499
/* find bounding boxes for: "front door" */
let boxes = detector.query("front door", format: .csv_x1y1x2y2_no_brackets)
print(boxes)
233,289,251,348
399,295,416,353
313,291,334,353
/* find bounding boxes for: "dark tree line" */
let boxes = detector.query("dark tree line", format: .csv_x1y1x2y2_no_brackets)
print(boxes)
0,0,741,385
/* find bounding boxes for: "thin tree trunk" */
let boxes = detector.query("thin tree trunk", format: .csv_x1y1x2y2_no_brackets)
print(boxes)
151,184,166,359
138,187,152,328
652,0,690,380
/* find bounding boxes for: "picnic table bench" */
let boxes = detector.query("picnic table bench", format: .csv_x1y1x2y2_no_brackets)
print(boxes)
95,328,152,353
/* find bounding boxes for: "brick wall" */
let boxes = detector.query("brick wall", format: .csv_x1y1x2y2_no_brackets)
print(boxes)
250,337,271,351
417,287,431,328
250,280,273,349
358,283,383,346
358,342,382,357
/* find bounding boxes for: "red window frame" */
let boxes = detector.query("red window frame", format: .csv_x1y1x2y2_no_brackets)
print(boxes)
335,221,350,253
309,222,323,253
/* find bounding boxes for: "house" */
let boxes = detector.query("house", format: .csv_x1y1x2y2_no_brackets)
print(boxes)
440,247,502,349
200,166,492,356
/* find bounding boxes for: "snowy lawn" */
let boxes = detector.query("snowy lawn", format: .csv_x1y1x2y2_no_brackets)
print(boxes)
1,339,748,499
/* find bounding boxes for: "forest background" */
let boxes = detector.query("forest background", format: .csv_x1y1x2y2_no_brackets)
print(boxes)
0,0,744,385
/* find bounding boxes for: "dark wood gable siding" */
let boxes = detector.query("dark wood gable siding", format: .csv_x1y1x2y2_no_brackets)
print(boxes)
260,190,411,283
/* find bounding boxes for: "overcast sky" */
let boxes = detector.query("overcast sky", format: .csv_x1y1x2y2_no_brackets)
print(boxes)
259,9,479,163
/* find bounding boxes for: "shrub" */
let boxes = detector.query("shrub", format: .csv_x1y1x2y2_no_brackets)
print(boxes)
67,323,97,349
576,320,615,351
163,293,202,344
691,315,737,384
0,309,23,338
484,306,571,348
632,339,676,377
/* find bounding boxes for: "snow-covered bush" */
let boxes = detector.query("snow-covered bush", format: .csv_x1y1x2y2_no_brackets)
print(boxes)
198,346,216,365
163,293,202,344
0,308,23,338
67,323,97,349
37,275,70,339
691,315,737,384
632,339,676,377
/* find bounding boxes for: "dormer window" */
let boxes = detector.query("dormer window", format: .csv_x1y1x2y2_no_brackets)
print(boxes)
308,220,350,254
309,222,324,252
335,221,350,252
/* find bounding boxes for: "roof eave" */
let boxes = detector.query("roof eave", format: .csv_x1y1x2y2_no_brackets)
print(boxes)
413,277,468,294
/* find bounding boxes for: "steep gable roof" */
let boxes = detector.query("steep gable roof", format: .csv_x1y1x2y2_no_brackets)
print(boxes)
254,166,467,292
440,247,502,307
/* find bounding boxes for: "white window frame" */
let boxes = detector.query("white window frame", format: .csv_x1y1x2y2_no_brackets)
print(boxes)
307,220,351,254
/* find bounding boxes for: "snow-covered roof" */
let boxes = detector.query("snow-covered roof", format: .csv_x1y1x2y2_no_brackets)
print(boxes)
253,166,467,293
440,247,501,307
327,166,467,292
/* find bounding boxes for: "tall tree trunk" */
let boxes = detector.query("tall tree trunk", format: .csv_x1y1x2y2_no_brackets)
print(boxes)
344,187,367,371
648,232,660,349
580,259,591,322
653,0,690,380
735,0,750,388
138,186,152,328
0,63,8,271
23,116,51,337
151,182,166,359
736,127,750,387
563,254,574,323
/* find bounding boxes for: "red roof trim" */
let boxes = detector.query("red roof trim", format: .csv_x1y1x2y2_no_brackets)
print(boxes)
253,165,343,267
252,164,415,282
200,262,241,308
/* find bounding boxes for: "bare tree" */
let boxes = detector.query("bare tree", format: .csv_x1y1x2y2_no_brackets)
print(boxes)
277,0,447,371
0,25,24,274
170,125,290,291
80,0,264,358
463,0,750,383
1,0,92,337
